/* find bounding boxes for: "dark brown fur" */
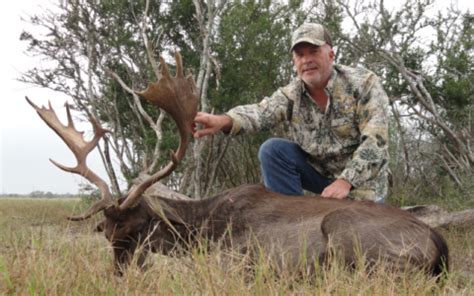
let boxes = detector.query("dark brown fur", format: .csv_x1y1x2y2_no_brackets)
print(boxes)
96,184,449,277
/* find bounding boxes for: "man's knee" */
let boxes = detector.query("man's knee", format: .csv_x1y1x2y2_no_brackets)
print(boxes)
258,138,286,163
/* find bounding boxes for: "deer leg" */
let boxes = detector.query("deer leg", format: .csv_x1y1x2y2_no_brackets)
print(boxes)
320,208,365,268
112,239,137,276
320,207,413,272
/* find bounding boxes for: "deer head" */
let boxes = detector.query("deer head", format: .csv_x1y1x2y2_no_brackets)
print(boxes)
27,52,198,219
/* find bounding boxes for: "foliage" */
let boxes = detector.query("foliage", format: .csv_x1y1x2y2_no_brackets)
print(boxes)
19,0,473,202
331,0,473,201
211,1,295,110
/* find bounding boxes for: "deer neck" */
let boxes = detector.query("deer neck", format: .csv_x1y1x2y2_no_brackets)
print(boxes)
146,197,210,228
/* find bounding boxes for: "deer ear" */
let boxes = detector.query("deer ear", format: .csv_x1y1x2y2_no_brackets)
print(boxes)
147,198,185,225
162,208,185,225
95,219,106,232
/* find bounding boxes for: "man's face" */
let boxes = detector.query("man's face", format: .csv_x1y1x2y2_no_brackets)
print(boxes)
292,43,334,89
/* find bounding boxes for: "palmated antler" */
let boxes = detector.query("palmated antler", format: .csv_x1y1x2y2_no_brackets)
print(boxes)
26,97,115,220
119,52,199,210
27,52,198,216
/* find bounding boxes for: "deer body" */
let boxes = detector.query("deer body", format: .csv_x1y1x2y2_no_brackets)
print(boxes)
99,184,448,276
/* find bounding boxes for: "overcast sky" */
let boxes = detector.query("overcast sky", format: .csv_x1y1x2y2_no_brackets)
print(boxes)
0,0,472,195
0,0,107,194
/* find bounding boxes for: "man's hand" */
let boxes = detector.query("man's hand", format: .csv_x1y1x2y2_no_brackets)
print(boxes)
321,179,352,199
193,112,233,138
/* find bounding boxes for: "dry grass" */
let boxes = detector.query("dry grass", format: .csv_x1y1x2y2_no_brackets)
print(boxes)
0,198,473,295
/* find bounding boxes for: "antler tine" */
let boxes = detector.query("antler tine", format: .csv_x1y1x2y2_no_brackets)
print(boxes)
121,52,199,210
159,56,171,78
26,97,116,220
67,199,117,221
119,151,179,210
175,52,184,78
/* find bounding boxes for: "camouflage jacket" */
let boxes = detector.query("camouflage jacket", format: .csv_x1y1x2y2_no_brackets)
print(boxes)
226,64,390,201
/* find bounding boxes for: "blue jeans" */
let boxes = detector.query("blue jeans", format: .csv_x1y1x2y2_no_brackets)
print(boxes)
258,138,334,195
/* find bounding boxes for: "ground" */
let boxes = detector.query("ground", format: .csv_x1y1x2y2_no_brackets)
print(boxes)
0,198,472,295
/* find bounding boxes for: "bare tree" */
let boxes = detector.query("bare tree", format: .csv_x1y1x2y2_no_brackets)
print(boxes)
188,0,227,198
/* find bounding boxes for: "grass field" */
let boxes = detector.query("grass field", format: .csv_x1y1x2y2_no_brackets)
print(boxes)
0,198,473,295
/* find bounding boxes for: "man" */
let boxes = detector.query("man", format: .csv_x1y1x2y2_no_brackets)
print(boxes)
193,23,389,202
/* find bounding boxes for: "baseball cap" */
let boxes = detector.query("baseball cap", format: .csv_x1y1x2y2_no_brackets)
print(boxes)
290,23,333,51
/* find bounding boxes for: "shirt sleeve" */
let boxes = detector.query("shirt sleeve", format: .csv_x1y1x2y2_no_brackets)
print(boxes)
338,74,390,188
225,88,290,136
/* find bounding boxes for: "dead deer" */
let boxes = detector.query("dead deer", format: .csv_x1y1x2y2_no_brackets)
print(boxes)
27,52,448,277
